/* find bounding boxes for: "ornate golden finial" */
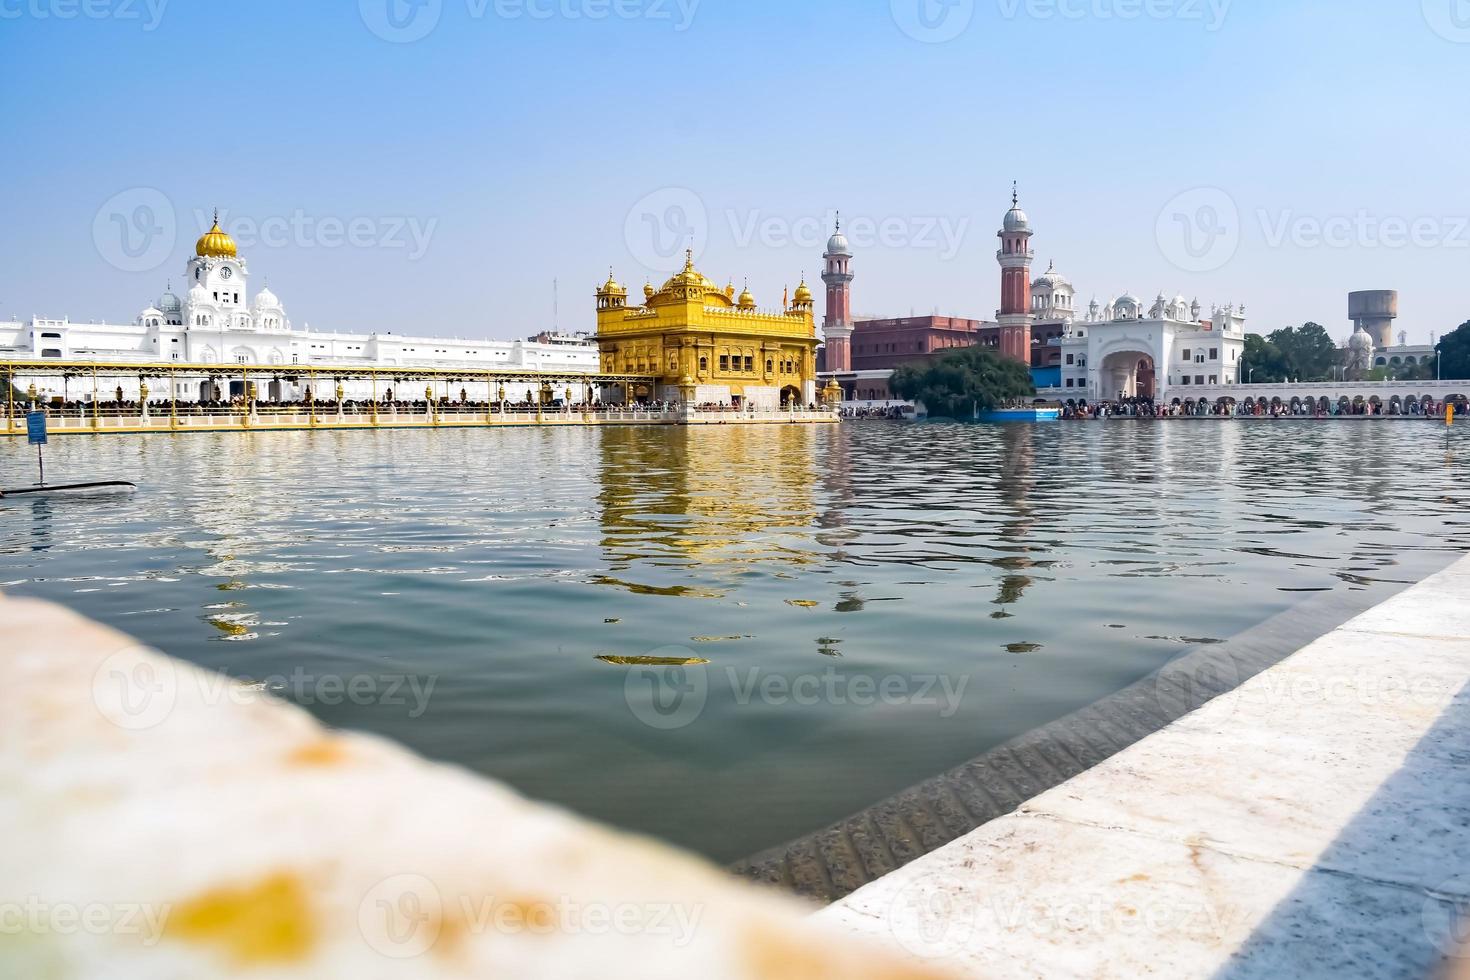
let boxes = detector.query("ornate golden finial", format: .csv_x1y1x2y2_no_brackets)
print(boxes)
683,246,694,270
1012,181,1018,207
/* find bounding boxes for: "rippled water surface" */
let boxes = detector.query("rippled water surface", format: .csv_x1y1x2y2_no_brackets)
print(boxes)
4,422,1468,861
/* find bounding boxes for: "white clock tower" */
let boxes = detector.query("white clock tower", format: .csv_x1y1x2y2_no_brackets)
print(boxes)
185,211,252,332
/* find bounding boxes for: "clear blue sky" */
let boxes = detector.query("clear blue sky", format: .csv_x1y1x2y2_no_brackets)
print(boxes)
2,0,1466,344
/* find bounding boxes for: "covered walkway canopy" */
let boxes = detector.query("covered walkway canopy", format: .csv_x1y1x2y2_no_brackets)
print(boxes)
3,358,660,414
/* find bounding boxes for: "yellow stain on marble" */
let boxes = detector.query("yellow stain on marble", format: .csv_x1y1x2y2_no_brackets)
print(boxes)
166,872,315,965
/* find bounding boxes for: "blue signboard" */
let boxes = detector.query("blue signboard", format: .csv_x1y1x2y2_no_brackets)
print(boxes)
26,411,47,446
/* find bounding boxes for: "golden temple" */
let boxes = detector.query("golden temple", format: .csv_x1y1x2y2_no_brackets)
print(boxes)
594,250,824,409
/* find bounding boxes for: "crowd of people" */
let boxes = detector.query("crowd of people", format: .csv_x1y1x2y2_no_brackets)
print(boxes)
839,404,914,419
17,397,594,417
14,395,831,419
1060,395,1469,420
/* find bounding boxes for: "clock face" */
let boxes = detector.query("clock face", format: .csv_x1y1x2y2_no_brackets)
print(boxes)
220,267,233,280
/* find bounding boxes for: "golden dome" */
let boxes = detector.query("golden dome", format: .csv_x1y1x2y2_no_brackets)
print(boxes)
599,269,627,296
792,278,814,306
659,249,720,295
195,211,237,259
643,281,655,300
737,281,757,309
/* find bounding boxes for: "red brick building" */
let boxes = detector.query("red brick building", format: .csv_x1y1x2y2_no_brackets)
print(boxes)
849,315,997,370
817,313,1065,390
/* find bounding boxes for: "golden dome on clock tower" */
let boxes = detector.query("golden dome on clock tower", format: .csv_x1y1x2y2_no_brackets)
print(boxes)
195,210,238,259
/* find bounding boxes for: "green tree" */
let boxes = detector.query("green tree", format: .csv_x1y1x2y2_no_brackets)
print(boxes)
1241,333,1291,383
891,347,1036,419
1268,323,1339,381
1438,321,1470,380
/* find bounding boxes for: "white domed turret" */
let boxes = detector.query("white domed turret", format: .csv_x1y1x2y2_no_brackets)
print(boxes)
252,283,286,330
1165,294,1190,320
1114,293,1141,319
185,282,218,329
1348,322,1374,352
1031,261,1075,318
157,288,181,315
1003,203,1030,232
136,306,164,327
825,217,851,258
1346,321,1375,375
1032,261,1070,291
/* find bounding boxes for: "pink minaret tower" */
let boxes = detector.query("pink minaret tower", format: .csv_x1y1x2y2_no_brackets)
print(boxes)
822,214,855,373
996,183,1034,366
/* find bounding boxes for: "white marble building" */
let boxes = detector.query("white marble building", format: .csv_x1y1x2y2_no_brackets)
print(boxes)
1,215,599,403
1041,277,1247,401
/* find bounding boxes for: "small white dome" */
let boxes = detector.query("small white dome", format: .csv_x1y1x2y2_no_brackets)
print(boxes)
138,306,163,320
1349,324,1374,350
187,283,211,304
825,221,851,256
254,286,282,310
1003,206,1030,232
157,290,181,313
1033,261,1071,290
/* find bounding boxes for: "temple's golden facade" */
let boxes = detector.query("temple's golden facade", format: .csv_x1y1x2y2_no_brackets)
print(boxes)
594,251,820,408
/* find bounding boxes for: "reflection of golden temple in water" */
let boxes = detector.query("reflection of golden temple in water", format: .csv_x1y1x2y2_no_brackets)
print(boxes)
595,425,824,596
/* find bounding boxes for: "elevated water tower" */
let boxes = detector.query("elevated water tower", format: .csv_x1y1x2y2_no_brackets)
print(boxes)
1348,290,1398,349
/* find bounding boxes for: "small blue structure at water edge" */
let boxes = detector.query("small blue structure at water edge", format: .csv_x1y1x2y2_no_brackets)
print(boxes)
975,407,1062,423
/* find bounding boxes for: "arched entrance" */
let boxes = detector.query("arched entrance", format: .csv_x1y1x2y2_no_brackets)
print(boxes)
780,385,801,407
1099,350,1156,400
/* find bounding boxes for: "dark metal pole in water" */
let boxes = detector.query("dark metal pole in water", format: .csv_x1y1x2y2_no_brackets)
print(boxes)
37,442,44,487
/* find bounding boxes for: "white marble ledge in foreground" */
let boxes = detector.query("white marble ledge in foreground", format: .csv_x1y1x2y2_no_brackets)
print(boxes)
0,594,956,980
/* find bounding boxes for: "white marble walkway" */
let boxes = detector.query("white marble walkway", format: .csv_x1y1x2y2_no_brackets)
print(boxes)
822,554,1470,979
